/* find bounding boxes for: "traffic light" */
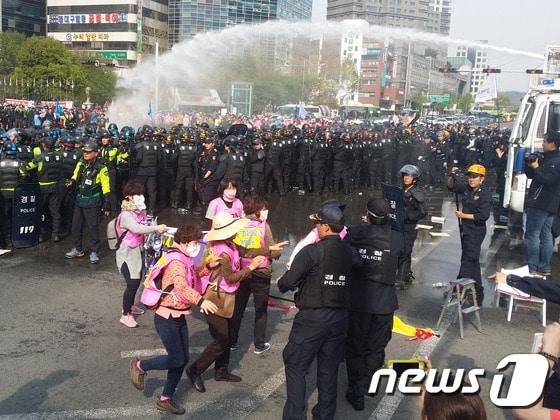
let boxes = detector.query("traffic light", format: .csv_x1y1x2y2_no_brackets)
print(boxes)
439,66,458,73
482,68,501,74
526,69,544,74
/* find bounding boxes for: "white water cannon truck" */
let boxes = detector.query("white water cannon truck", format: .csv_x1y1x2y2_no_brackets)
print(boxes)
503,79,560,213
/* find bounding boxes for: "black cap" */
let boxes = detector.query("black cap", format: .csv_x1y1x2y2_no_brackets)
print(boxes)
83,141,99,152
367,198,390,218
309,205,345,226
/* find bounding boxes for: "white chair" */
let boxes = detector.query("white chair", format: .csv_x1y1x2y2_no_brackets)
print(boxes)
494,283,547,327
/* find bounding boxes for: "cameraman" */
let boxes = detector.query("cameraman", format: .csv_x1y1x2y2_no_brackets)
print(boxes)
524,132,560,277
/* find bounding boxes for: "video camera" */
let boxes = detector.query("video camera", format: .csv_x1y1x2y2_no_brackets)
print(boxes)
524,152,544,164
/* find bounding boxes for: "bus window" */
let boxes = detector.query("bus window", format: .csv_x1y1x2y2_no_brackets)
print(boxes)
548,103,560,134
536,105,548,139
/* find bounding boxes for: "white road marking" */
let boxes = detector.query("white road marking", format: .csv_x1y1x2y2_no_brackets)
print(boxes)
0,367,287,420
120,347,205,358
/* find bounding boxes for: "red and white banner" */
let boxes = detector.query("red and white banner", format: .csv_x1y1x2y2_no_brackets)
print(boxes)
3,99,35,107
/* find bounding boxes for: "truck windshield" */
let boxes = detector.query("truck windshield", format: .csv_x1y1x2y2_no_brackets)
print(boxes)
520,100,534,143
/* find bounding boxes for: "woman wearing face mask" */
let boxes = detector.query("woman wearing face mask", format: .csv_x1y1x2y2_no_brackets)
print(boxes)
129,224,219,415
116,181,169,328
187,211,286,392
205,180,244,226
230,196,288,354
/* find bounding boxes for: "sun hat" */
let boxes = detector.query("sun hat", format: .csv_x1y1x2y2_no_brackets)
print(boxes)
203,211,250,242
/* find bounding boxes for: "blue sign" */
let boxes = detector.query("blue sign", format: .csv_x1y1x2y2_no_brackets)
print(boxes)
542,79,554,86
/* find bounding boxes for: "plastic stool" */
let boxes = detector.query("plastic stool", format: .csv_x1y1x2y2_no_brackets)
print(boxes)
435,278,482,339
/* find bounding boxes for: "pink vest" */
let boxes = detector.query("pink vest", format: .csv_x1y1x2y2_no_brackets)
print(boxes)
116,210,147,249
240,219,269,269
208,197,244,219
200,241,242,294
311,226,347,243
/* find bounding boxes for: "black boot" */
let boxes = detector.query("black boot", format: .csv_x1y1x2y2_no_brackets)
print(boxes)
214,367,242,382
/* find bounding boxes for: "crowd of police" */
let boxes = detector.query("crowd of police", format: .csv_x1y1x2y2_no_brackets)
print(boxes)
0,119,510,249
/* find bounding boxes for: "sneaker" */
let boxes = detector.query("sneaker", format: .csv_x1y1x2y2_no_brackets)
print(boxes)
131,304,145,316
130,358,145,390
65,248,84,259
254,343,271,355
120,314,138,328
156,397,185,415
89,252,99,264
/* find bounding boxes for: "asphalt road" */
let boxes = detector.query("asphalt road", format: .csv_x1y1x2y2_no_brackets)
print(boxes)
0,186,557,420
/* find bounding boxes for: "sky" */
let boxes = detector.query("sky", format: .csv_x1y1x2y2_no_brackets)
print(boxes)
312,0,560,91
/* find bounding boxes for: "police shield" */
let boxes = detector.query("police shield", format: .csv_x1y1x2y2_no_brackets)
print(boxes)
12,183,41,248
382,184,404,232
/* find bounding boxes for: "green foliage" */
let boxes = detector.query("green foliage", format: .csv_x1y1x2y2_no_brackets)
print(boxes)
410,90,426,110
458,93,474,113
80,66,117,105
495,94,512,110
0,31,27,74
339,58,360,103
12,36,86,100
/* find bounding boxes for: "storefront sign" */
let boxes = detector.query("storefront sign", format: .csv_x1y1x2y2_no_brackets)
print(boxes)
95,51,127,59
66,32,110,42
49,13,128,25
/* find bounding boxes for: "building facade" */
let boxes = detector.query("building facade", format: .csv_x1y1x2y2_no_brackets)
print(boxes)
47,0,169,67
449,40,488,95
1,0,46,36
169,0,312,47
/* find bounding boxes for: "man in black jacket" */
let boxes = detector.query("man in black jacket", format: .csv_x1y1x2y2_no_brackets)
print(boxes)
524,132,560,276
396,164,427,289
278,205,352,420
344,198,399,411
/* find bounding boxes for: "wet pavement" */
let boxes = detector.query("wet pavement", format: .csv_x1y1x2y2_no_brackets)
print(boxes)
0,185,558,419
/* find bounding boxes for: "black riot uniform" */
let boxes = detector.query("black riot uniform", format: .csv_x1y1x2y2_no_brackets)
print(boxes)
331,136,352,194
263,137,284,195
157,139,177,209
311,135,330,194
295,136,313,192
248,140,266,195
278,231,353,420
448,173,491,306
431,137,449,188
396,181,426,287
133,137,159,214
174,138,198,210
344,202,399,407
27,139,64,241
59,146,81,233
367,135,383,190
380,134,395,186
0,149,25,246
196,143,219,206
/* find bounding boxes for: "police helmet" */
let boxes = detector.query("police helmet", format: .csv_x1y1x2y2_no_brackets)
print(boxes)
400,164,421,179
3,141,17,156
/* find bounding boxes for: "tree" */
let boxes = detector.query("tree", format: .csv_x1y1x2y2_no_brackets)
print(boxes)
410,90,425,110
495,94,512,111
338,58,360,104
458,93,474,113
81,65,117,105
0,31,26,74
12,36,87,101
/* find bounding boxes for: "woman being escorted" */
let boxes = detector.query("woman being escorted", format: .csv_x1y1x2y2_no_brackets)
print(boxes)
116,181,168,328
129,225,218,415
187,211,286,392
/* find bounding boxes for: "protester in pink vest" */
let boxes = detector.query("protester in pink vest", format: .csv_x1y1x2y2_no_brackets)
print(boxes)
230,196,288,354
205,180,244,227
187,211,282,392
116,181,168,328
129,224,218,415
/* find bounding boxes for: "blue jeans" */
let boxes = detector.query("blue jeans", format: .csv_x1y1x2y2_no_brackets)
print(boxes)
140,314,189,398
525,207,555,273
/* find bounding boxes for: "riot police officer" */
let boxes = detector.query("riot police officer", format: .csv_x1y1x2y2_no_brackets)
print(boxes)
344,198,399,411
133,126,159,215
448,164,491,306
98,129,118,217
214,135,248,198
278,205,352,420
248,137,266,195
65,141,111,264
311,130,330,195
26,136,64,242
158,133,177,210
196,134,219,207
174,130,197,211
396,165,427,288
0,142,25,247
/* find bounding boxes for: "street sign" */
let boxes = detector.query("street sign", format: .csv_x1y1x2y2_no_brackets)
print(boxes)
542,79,554,86
428,94,450,104
95,51,127,59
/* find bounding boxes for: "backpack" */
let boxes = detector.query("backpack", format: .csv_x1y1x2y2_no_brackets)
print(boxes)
107,214,127,250
140,250,185,310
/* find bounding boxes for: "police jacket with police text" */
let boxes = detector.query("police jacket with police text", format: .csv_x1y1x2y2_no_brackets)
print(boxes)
451,181,491,227
278,235,352,310
345,223,399,314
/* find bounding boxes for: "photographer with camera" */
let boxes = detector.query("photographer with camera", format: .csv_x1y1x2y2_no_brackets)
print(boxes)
524,132,560,277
